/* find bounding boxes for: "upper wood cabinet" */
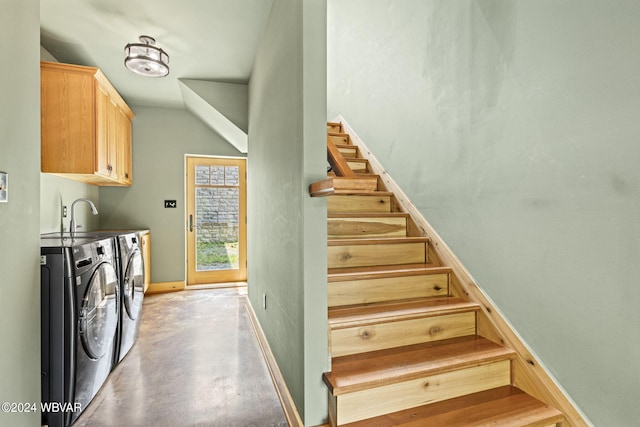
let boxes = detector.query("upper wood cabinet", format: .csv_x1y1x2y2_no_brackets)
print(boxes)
41,61,134,186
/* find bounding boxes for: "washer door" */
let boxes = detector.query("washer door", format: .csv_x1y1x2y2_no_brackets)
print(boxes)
79,262,118,360
123,249,144,321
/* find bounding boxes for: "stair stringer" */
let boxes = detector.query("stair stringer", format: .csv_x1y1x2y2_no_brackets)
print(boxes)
333,114,590,427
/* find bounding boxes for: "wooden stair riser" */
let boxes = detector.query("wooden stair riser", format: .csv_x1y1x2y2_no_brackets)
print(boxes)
328,273,449,307
328,216,407,239
346,160,369,173
331,360,512,425
328,241,427,269
329,133,351,145
333,177,377,192
330,311,476,357
327,195,392,214
336,385,563,427
337,145,359,158
328,122,343,133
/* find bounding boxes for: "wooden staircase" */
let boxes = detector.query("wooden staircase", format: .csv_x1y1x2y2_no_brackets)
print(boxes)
310,120,585,426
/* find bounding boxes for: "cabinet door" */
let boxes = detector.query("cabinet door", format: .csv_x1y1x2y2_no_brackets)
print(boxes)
107,97,119,181
141,232,151,293
95,84,113,178
116,106,133,186
41,68,95,174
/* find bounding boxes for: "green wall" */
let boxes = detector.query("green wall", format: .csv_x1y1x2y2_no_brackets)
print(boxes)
99,106,244,283
40,46,101,235
0,0,41,425
248,0,328,423
328,1,640,425
40,174,99,233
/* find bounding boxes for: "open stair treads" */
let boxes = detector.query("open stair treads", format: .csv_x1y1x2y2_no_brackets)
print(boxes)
339,385,564,427
328,213,409,239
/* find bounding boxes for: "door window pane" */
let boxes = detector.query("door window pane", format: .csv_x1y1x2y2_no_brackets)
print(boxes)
211,166,225,185
225,166,239,186
195,186,240,271
195,165,210,185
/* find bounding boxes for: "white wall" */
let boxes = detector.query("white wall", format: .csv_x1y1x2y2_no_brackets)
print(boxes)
328,1,640,425
0,0,41,425
248,0,328,423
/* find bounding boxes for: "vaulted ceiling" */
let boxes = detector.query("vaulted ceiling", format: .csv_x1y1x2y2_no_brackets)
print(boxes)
40,0,274,108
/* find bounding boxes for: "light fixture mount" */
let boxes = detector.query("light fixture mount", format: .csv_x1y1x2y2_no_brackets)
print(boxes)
124,35,170,77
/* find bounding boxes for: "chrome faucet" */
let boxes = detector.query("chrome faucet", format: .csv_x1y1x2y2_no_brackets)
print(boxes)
70,198,98,239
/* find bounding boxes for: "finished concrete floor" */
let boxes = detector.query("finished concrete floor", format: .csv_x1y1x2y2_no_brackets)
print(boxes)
76,287,288,427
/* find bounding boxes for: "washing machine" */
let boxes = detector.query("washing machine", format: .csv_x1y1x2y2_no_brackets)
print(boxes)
41,230,146,367
41,236,119,427
113,232,145,363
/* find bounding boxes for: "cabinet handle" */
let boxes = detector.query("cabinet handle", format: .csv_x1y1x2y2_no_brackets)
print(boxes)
189,214,194,232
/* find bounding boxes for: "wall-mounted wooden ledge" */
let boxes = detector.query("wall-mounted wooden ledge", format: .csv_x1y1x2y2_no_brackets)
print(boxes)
309,176,378,197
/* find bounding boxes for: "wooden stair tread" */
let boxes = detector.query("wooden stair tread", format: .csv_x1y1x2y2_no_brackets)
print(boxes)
324,336,515,395
339,385,564,427
328,212,409,219
328,297,479,328
328,190,393,197
328,236,429,246
329,264,449,281
310,176,379,197
331,172,376,177
329,263,444,277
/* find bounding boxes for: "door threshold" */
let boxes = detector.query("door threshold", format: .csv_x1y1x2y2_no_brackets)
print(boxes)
186,282,247,291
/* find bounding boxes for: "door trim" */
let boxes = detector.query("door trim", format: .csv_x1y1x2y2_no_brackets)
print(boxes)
185,155,247,285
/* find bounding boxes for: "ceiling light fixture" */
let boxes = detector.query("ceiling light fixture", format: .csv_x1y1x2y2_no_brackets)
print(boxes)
124,35,170,77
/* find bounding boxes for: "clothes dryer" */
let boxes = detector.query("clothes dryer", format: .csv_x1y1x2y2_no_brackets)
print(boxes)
114,232,145,363
41,230,146,366
41,236,119,427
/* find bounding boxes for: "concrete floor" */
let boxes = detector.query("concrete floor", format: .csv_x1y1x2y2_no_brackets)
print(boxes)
75,287,288,427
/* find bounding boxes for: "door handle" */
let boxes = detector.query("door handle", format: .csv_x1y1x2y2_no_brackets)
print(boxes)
189,214,194,232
